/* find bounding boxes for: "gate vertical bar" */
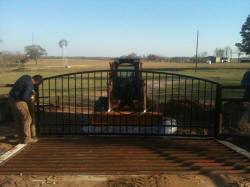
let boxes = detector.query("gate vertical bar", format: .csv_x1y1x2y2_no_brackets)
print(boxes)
61,77,64,134
35,86,40,135
55,77,57,134
68,75,71,133
93,72,96,134
74,74,77,133
87,73,90,133
80,73,84,132
209,84,214,134
42,81,45,134
100,72,103,134
214,84,222,137
48,79,51,134
176,75,180,135
151,72,154,135
164,74,167,109
189,78,194,136
158,73,160,135
196,80,200,133
183,77,187,128
171,75,174,134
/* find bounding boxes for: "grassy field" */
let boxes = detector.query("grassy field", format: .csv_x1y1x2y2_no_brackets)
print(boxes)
0,58,250,95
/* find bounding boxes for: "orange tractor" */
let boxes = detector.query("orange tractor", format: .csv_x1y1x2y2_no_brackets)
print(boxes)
92,58,163,126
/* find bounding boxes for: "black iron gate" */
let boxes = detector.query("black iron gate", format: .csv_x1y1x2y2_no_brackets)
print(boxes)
36,70,221,136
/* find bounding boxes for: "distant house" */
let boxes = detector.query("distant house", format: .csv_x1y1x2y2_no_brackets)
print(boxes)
221,57,230,63
206,56,216,63
240,58,250,63
206,56,230,63
215,57,221,63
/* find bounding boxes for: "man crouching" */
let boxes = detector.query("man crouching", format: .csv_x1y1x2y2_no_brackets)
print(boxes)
8,75,42,144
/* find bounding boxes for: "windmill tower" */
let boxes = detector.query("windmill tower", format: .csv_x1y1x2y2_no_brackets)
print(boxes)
59,39,70,68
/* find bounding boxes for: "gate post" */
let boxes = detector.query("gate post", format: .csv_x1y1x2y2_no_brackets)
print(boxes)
214,84,222,137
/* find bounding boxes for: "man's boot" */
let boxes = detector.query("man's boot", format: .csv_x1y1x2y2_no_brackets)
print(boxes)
23,137,38,144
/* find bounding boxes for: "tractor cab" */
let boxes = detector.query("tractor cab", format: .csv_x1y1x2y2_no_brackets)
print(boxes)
111,58,141,70
109,58,144,112
92,58,163,126
110,58,142,78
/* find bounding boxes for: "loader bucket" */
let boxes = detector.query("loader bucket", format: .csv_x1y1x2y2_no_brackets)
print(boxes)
92,111,164,126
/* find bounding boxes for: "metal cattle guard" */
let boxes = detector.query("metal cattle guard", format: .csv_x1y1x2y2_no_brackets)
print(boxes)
36,70,221,136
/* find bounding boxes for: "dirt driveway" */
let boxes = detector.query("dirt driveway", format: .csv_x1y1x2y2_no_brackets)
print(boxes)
0,123,250,187
0,174,249,187
0,122,18,154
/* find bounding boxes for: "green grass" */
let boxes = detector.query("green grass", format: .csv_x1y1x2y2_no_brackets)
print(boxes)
1,59,250,97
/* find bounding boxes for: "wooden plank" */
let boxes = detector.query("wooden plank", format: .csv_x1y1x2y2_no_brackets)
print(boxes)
216,140,250,159
0,144,27,165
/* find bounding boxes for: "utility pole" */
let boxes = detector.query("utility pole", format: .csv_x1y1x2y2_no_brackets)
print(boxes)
195,31,199,72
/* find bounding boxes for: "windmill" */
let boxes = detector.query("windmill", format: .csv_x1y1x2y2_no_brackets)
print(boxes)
59,39,70,68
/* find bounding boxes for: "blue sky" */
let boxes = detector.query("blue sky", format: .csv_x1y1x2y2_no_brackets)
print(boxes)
0,0,249,57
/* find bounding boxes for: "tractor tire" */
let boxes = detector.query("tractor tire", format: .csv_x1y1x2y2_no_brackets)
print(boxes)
94,97,108,112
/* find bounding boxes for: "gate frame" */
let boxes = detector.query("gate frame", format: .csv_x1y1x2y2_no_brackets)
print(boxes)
35,70,222,137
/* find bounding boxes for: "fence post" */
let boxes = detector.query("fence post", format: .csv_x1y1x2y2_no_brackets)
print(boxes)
214,84,222,137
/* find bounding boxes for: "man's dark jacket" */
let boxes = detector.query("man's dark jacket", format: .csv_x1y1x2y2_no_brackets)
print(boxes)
9,75,33,102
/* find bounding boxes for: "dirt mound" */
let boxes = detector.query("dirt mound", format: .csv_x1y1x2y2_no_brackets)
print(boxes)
223,102,250,135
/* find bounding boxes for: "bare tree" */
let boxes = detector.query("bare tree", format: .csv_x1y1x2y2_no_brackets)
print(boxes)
124,53,139,58
199,51,207,57
224,46,232,58
235,49,244,62
214,48,225,57
198,51,208,63
0,51,28,72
